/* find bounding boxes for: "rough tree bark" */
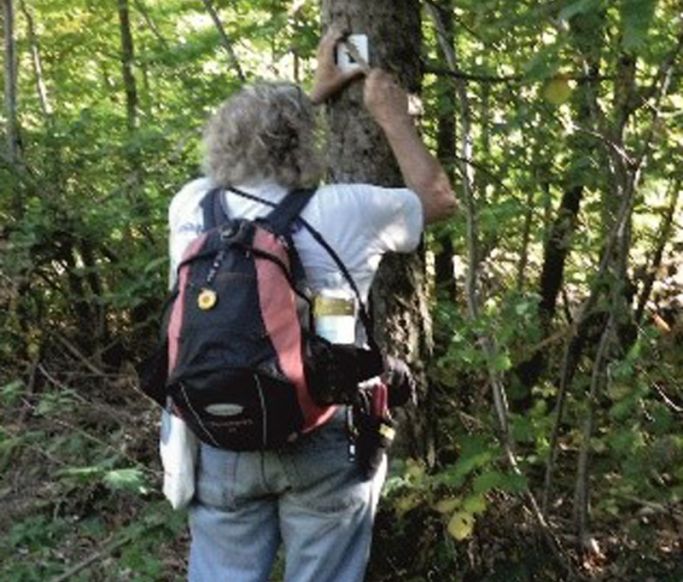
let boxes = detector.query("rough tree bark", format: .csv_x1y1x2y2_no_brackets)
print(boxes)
320,0,432,460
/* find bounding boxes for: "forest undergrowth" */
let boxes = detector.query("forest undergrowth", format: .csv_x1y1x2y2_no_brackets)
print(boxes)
1,304,681,581
2,0,683,580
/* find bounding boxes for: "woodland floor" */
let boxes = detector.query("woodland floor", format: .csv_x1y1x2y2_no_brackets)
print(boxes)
1,374,681,582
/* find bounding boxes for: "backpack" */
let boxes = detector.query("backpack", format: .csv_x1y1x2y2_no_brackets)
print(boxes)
139,186,384,451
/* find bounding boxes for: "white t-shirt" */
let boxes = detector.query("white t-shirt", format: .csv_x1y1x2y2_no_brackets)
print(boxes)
168,178,424,304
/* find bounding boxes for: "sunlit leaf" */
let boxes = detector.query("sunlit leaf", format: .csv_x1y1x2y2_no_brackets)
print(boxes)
544,76,573,105
447,511,475,541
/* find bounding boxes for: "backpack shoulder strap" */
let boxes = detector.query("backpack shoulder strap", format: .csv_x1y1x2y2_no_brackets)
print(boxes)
265,188,316,235
224,185,377,349
200,187,229,231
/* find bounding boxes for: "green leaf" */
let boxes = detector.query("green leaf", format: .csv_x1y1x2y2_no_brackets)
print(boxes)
0,380,24,407
491,351,512,372
620,0,656,51
462,494,487,515
103,468,148,494
472,470,504,493
447,511,475,541
523,43,562,81
559,0,601,22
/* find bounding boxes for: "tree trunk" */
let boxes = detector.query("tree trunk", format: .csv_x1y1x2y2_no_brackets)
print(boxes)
2,0,21,161
117,0,138,131
433,0,457,304
320,0,431,460
2,0,24,221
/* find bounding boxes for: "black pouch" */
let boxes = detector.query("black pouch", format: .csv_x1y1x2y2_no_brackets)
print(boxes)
304,333,384,405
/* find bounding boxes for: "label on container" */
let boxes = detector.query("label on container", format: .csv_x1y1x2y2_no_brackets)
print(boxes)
314,294,356,344
314,296,355,317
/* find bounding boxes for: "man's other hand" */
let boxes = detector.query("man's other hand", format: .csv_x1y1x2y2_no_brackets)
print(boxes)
309,25,366,105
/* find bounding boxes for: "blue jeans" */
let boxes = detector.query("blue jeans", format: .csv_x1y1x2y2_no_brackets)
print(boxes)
188,409,387,582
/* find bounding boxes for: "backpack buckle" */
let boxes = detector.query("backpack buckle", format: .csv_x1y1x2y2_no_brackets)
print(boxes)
220,223,238,241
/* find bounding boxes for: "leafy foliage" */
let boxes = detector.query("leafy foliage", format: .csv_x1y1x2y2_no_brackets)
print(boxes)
1,0,681,579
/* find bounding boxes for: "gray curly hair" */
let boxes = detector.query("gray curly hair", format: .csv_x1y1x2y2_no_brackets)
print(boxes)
203,82,323,189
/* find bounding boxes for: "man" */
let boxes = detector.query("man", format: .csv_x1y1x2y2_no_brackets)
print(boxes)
166,27,456,582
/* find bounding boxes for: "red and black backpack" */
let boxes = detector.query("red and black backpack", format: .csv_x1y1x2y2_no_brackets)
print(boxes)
139,186,384,451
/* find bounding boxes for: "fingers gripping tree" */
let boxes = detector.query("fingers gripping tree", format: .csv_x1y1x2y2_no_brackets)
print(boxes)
320,1,434,461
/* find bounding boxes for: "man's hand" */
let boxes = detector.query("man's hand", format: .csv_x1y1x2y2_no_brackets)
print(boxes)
309,25,366,105
363,69,411,129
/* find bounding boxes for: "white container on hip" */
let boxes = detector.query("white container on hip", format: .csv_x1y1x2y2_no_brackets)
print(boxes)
313,272,357,345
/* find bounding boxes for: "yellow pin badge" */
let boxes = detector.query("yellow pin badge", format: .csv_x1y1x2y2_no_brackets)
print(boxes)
198,288,218,310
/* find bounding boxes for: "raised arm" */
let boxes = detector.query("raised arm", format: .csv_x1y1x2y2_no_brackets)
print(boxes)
363,70,457,224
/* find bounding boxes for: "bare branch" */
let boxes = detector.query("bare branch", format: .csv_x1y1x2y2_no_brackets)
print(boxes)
573,315,614,550
201,0,246,82
131,0,169,49
19,0,52,118
635,179,681,323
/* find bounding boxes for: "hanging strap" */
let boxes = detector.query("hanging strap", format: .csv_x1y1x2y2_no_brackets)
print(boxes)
200,187,229,231
224,186,377,349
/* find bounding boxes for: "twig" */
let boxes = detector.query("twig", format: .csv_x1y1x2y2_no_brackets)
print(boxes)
424,62,615,84
18,352,41,424
542,172,638,513
200,0,245,82
4,420,67,467
542,29,681,513
634,179,681,323
131,0,168,49
22,381,161,479
52,333,109,377
49,519,165,582
563,122,635,166
573,315,614,550
652,383,683,414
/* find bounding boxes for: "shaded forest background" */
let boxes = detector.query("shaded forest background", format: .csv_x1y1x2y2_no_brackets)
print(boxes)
1,0,681,580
